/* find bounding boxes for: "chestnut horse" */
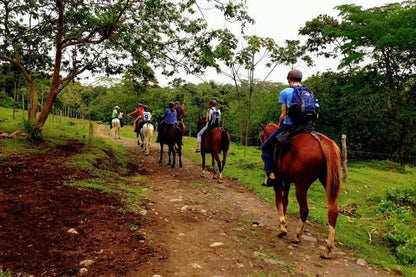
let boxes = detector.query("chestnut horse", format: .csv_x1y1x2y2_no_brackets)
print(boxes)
158,123,185,168
197,117,231,183
259,122,341,259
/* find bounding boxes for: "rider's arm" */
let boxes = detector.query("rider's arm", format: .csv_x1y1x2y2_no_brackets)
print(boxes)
278,104,287,126
205,110,210,122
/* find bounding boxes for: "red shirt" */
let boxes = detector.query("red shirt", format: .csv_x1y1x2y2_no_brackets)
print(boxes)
135,107,144,117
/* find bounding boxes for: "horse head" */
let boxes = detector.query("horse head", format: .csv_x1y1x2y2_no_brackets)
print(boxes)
197,116,206,132
259,122,278,144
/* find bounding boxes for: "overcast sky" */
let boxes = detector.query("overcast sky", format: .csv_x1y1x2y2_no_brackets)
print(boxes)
157,0,399,86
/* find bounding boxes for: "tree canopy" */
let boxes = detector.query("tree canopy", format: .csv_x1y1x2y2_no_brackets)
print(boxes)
0,0,253,140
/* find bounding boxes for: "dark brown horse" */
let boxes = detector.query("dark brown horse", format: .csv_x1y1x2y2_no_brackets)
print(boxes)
158,123,185,168
197,117,231,183
134,118,142,145
259,122,341,259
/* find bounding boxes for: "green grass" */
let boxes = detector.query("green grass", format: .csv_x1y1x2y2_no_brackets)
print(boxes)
1,107,415,276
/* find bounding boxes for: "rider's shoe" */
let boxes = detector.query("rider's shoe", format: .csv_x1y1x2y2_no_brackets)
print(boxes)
261,177,277,187
195,148,201,153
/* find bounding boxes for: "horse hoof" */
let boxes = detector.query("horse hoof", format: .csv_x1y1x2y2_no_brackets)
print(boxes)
217,179,223,184
291,238,300,244
277,232,287,238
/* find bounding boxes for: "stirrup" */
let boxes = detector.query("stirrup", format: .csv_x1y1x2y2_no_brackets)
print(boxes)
261,177,277,187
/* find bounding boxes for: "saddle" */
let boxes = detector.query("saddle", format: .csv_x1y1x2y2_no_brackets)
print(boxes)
273,124,316,161
201,126,224,141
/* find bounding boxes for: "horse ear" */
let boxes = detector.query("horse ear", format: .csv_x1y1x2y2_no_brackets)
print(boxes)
259,122,266,130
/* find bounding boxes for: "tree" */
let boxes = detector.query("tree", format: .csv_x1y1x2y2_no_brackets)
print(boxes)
0,0,252,141
300,2,416,164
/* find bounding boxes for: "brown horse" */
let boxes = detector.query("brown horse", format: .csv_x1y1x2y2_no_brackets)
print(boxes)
197,117,231,183
259,122,341,259
159,123,185,168
134,118,142,145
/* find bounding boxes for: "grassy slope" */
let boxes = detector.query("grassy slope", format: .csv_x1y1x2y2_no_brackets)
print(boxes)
1,107,415,276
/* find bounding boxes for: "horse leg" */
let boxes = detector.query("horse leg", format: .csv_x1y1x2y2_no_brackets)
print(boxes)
218,150,228,183
169,144,176,168
200,152,206,177
292,184,309,244
159,143,163,163
211,154,218,180
320,179,339,259
213,152,222,183
177,144,182,168
274,183,288,238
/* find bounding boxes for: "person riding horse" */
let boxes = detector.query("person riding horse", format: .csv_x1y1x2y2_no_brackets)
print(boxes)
138,105,152,131
196,99,221,152
156,101,182,143
175,101,186,121
110,105,120,129
127,103,144,132
261,69,315,187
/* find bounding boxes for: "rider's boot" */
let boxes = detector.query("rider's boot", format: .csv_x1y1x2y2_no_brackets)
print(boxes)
195,142,201,153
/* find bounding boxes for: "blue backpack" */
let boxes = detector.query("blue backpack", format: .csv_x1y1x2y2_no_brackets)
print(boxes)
287,86,319,124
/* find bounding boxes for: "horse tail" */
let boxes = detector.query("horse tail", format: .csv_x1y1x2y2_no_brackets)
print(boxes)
320,136,341,207
221,129,230,153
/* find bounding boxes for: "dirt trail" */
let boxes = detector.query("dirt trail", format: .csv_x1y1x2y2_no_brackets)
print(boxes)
102,125,394,277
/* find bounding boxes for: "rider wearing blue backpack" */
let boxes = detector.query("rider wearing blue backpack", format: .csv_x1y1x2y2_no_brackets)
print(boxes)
261,69,319,187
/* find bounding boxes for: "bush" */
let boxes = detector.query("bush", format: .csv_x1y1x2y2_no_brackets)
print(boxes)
0,91,14,108
396,238,416,266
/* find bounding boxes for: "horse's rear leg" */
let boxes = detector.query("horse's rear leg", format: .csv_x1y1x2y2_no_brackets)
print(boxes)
168,145,176,168
218,151,228,183
159,143,163,163
211,154,218,180
200,153,206,177
274,181,290,238
292,185,309,244
177,145,182,168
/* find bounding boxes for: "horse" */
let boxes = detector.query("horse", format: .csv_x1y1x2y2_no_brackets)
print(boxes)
134,118,143,145
259,122,341,259
158,122,185,168
197,117,231,183
140,122,154,155
111,112,123,139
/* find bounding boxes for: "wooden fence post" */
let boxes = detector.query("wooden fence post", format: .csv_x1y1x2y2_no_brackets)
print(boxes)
341,134,348,182
88,122,93,149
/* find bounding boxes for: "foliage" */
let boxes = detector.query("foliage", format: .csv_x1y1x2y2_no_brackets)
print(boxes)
300,2,416,165
0,0,253,140
370,187,416,267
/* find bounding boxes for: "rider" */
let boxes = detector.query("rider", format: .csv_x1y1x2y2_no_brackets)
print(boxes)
138,105,153,131
261,69,303,187
110,105,120,129
175,101,186,121
196,99,221,152
156,101,177,143
127,103,144,132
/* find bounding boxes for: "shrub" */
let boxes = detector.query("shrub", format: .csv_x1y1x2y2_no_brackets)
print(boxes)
396,238,416,266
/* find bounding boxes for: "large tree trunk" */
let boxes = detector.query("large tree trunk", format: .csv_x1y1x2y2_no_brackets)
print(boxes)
29,0,64,142
28,80,38,125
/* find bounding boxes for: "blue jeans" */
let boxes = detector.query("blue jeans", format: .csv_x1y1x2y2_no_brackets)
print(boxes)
261,124,289,174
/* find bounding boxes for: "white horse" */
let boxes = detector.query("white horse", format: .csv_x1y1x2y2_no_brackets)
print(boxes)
112,112,123,139
140,122,154,155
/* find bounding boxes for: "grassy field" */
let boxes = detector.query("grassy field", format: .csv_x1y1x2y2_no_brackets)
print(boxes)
1,107,415,276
